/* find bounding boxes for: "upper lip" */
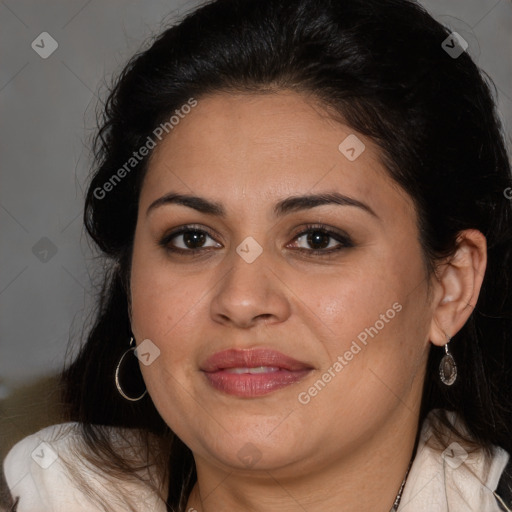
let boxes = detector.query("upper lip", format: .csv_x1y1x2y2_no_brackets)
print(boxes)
201,348,313,372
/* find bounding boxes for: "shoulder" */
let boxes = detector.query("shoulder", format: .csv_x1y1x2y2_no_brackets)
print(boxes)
399,409,511,512
2,422,167,512
3,422,81,484
495,455,512,511
2,422,86,511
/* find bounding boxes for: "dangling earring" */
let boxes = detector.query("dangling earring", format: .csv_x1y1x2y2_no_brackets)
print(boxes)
439,336,457,386
115,336,148,401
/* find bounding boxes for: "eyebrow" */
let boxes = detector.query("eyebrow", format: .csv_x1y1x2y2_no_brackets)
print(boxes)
146,191,378,218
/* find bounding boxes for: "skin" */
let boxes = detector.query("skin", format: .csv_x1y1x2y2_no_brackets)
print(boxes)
129,90,487,511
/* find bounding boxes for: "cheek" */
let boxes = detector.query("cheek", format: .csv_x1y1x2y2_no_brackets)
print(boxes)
303,264,401,347
303,248,429,390
129,228,198,340
129,248,212,408
129,247,208,428
294,290,428,444
130,271,207,368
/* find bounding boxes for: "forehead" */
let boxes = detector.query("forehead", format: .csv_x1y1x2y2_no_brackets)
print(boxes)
141,90,413,221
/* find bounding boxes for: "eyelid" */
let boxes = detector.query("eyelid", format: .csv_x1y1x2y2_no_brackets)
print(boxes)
158,222,354,257
286,223,354,251
158,223,222,249
289,223,352,242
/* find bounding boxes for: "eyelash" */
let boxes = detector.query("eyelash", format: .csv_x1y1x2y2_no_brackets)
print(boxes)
158,223,354,258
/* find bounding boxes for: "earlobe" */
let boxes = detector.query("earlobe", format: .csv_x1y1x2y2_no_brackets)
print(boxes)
428,229,487,347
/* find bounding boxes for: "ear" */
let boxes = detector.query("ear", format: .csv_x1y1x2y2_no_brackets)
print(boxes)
429,229,487,346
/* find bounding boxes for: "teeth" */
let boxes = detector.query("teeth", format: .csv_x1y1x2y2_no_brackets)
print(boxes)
224,366,280,374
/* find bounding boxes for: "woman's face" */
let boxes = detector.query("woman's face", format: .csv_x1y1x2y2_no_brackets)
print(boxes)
130,90,434,475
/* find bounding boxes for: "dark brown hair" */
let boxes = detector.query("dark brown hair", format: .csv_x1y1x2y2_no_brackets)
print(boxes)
56,0,512,510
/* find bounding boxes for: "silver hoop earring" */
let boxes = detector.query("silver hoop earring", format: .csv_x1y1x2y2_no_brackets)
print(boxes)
115,337,148,401
439,336,457,386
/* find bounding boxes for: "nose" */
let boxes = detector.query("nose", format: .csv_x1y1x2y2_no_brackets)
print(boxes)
209,246,291,329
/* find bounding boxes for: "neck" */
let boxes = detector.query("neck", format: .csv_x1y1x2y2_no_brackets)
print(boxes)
185,404,420,512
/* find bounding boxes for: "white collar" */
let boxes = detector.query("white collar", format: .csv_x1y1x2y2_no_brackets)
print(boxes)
4,411,510,511
398,409,510,511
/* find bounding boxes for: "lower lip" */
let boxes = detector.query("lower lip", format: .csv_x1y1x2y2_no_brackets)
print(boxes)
203,369,311,397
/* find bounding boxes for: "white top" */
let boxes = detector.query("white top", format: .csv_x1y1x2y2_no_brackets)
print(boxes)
2,423,168,511
2,410,511,511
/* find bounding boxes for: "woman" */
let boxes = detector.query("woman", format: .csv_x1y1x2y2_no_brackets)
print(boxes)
3,0,512,510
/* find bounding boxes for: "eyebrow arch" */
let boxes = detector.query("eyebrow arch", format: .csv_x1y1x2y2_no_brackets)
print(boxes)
146,191,378,218
274,192,377,218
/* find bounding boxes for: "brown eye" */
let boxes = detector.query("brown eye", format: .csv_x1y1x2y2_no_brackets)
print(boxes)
182,230,207,249
290,225,354,254
158,226,222,254
305,230,332,250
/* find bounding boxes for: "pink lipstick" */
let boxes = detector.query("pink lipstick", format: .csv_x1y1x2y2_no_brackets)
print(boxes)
201,348,312,397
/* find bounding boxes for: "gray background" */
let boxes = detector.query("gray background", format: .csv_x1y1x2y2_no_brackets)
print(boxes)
1,0,511,398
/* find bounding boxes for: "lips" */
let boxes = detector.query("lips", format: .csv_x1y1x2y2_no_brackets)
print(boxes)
201,348,313,397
